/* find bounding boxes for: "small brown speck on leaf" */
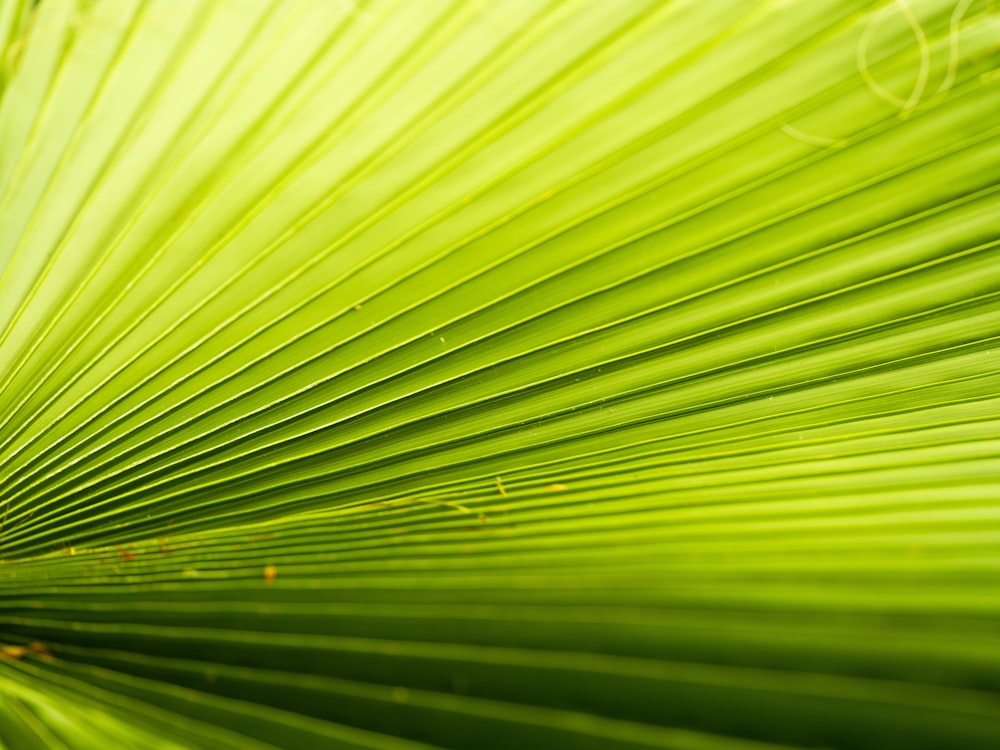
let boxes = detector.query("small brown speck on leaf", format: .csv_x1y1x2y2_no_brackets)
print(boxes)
28,642,53,660
264,564,278,584
0,642,51,661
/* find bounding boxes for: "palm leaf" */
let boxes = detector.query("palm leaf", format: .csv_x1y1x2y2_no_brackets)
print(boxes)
1,0,999,747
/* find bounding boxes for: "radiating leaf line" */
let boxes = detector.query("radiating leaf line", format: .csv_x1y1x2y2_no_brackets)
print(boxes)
5,104,992,540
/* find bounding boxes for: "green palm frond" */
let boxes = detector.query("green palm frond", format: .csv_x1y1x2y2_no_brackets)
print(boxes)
1,0,999,747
